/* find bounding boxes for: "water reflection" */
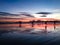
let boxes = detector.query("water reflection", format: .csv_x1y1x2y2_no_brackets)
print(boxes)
0,22,60,34
0,23,60,45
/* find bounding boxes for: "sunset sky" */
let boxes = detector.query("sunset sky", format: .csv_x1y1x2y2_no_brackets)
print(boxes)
0,0,60,21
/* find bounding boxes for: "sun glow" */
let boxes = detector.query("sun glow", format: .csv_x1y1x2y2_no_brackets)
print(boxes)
32,13,60,19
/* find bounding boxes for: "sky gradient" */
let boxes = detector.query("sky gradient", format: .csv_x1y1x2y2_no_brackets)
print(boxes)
0,0,60,14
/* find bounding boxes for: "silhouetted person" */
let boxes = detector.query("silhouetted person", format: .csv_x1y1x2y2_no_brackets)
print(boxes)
45,21,47,32
19,21,22,27
31,20,35,27
54,21,56,30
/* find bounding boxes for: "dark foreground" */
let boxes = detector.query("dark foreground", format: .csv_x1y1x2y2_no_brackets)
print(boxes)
0,29,60,45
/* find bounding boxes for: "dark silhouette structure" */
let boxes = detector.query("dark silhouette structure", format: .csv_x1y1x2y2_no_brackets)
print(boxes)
44,21,56,30
54,21,56,30
18,20,60,32
36,20,41,23
19,21,22,27
31,20,35,27
44,21,47,33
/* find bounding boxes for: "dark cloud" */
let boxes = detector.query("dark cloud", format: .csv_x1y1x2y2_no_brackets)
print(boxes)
0,12,34,18
36,12,52,14
36,12,52,17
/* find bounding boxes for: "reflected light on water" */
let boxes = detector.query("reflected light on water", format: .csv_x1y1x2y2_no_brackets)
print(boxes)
0,23,60,32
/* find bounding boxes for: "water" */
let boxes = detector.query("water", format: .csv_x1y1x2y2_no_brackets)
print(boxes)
0,23,60,45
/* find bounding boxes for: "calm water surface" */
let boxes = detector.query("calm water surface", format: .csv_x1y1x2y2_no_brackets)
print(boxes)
0,23,60,45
